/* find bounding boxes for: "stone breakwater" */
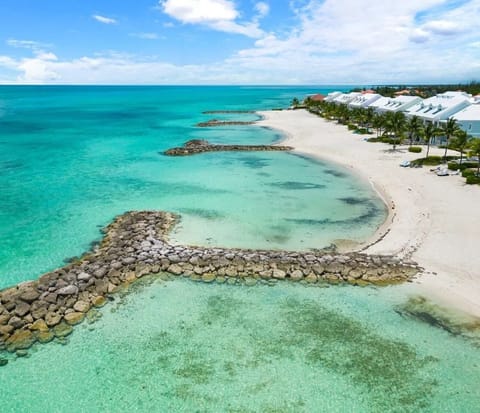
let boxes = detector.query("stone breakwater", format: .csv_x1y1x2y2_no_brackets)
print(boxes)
202,110,255,114
164,139,293,156
0,211,420,355
197,119,255,127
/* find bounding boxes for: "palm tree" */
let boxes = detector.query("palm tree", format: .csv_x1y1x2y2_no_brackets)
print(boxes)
364,107,375,133
468,138,480,175
291,98,300,107
441,118,460,162
451,129,469,164
422,122,441,158
407,115,422,148
385,111,406,150
372,112,385,137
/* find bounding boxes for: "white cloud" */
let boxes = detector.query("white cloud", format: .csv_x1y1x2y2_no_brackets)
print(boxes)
409,28,430,43
92,15,117,25
423,20,462,35
254,2,270,19
7,39,51,50
161,0,237,23
16,52,59,83
160,0,264,37
1,0,479,85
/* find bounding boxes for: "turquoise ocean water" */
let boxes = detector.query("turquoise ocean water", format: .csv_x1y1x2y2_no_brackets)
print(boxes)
0,86,479,412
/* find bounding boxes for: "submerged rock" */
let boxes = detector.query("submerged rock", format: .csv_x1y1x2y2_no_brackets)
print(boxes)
64,312,85,326
6,329,35,352
53,322,73,338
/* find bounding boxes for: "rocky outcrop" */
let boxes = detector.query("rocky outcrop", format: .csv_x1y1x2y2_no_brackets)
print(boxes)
0,210,420,355
197,119,255,127
202,111,256,114
164,139,293,156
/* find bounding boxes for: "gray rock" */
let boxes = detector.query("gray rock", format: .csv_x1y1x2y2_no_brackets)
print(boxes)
8,316,24,329
14,302,30,317
272,269,286,279
19,289,40,303
57,285,79,296
290,270,304,281
45,312,62,327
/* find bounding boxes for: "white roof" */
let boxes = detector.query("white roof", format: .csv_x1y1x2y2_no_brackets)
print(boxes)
324,91,343,102
367,96,391,108
452,103,480,121
348,93,382,108
405,91,472,121
333,92,361,104
374,95,423,112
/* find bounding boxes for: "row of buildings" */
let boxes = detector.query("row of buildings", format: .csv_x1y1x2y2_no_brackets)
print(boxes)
320,90,480,137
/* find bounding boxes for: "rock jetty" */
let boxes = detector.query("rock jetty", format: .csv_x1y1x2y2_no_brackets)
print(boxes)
197,119,255,127
202,110,256,114
164,139,293,156
0,210,420,354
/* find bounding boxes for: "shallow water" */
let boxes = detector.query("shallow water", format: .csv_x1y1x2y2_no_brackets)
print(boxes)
0,86,384,288
1,86,479,412
1,278,479,412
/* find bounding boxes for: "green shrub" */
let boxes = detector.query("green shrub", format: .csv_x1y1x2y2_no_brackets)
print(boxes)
466,175,480,185
462,169,476,178
447,162,476,171
367,137,382,142
411,156,459,167
347,123,357,130
408,147,422,153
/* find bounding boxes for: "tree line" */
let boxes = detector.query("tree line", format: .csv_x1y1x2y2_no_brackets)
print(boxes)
296,98,480,178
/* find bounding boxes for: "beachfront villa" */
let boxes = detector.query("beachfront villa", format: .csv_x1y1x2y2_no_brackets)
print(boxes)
366,96,391,111
332,92,362,105
321,89,480,139
452,103,480,137
348,93,382,108
374,95,423,113
404,91,472,123
324,91,343,102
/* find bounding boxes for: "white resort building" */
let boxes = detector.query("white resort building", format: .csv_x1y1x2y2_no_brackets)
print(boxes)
366,96,391,111
332,92,362,105
321,90,480,138
324,92,343,102
348,93,382,108
451,104,480,137
373,95,423,113
404,92,472,123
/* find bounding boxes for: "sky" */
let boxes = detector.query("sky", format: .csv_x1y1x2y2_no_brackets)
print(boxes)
0,0,479,85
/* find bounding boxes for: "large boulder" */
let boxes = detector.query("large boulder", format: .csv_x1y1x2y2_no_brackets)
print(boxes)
6,329,35,352
73,300,90,313
45,312,62,327
53,322,73,338
19,288,40,303
57,285,79,296
64,312,84,326
14,302,30,317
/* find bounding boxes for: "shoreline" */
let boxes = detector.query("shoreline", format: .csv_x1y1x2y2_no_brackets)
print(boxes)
258,109,480,317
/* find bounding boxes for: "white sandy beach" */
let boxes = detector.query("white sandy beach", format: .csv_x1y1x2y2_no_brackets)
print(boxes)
259,109,480,317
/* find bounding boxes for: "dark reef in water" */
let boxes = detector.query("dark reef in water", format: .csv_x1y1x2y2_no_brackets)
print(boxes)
396,296,480,345
269,181,326,190
163,139,292,156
